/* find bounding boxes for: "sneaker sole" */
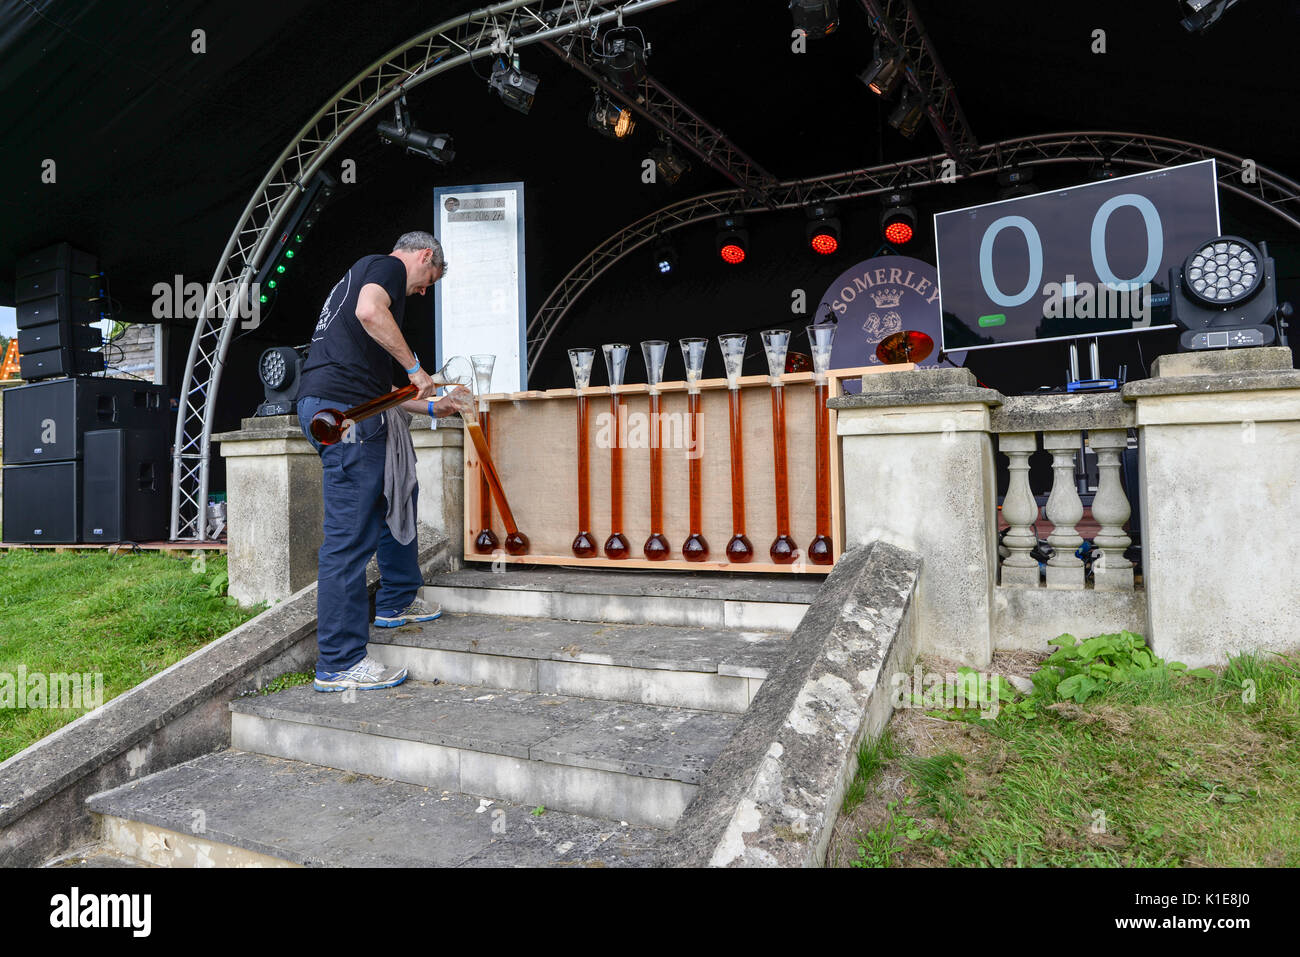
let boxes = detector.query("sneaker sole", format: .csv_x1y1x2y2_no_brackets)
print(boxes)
373,610,442,628
313,671,409,692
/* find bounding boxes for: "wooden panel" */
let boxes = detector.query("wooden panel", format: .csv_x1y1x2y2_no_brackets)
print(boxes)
463,365,911,573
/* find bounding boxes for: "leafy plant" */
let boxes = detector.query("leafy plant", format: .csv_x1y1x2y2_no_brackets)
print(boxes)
1037,631,1214,704
532,805,546,817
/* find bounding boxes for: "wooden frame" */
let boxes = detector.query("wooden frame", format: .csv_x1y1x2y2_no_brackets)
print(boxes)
463,364,911,573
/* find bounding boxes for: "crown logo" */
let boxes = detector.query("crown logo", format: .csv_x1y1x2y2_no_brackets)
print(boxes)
871,287,903,309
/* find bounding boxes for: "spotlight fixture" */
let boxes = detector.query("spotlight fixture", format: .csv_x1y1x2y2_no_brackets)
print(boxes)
880,190,915,245
1091,160,1120,180
888,85,925,139
1179,0,1244,33
377,96,454,164
716,215,749,265
489,57,539,114
594,25,650,89
806,204,841,255
588,90,636,139
1170,235,1285,350
653,242,678,275
650,144,690,186
858,41,903,96
790,0,840,38
255,345,308,416
996,166,1037,200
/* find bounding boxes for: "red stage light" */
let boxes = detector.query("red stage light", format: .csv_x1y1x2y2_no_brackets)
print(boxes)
810,232,838,255
884,220,913,245
720,243,746,264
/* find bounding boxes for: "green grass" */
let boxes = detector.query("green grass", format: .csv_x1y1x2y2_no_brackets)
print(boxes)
838,647,1300,867
0,549,263,761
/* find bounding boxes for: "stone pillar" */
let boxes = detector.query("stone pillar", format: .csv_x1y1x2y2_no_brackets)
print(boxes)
1123,347,1300,667
830,368,1002,666
214,413,466,606
411,415,465,566
214,416,324,607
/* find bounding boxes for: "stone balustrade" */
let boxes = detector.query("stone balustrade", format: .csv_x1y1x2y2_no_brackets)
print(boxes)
832,347,1300,668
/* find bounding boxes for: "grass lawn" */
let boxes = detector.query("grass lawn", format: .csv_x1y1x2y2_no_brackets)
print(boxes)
829,641,1300,868
0,549,263,762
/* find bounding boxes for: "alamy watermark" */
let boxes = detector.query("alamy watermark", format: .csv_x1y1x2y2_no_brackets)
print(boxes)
595,405,703,459
0,666,103,710
152,275,261,328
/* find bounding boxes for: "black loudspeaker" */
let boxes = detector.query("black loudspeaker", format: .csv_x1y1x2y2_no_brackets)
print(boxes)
2,378,168,465
13,242,104,383
82,429,170,543
18,348,104,380
18,322,101,354
2,461,81,543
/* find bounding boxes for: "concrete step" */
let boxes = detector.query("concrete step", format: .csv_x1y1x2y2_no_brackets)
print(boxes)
421,566,817,633
367,613,785,713
229,679,737,828
85,750,664,867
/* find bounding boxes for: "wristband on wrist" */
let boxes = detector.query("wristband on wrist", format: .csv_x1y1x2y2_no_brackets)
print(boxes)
427,399,437,417
404,355,421,375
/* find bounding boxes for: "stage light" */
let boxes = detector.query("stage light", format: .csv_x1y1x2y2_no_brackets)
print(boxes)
594,25,650,88
806,204,841,255
653,242,678,275
858,42,902,96
490,58,539,114
717,215,749,265
588,91,636,139
880,190,915,245
888,86,925,139
1179,0,1243,33
1170,235,1284,350
790,0,840,38
377,96,454,164
256,345,307,417
997,166,1038,200
650,144,690,186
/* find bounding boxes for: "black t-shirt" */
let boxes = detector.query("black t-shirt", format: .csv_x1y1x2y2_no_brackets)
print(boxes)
297,254,408,407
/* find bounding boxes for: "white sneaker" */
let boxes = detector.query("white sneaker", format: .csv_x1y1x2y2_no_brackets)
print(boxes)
314,654,408,692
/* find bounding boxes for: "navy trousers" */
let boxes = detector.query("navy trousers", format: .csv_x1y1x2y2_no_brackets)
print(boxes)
297,395,422,675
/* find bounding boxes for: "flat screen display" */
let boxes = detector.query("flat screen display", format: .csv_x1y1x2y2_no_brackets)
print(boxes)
935,159,1220,352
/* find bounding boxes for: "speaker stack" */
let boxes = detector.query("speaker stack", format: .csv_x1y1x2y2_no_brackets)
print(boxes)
2,369,170,544
15,243,106,379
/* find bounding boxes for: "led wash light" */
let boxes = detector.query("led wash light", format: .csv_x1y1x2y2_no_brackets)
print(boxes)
1170,235,1286,351
806,204,840,255
880,190,915,245
717,215,748,264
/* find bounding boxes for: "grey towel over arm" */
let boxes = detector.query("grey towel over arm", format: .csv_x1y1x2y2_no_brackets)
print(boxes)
383,407,418,546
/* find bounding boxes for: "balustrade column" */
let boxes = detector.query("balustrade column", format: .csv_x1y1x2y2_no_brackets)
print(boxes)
1087,429,1134,591
998,432,1040,585
1042,430,1085,589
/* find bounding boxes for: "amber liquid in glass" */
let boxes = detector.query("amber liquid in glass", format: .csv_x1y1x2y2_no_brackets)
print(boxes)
604,392,630,559
769,385,797,564
572,394,597,558
474,409,500,554
465,420,528,555
808,381,833,564
309,383,418,446
644,392,670,560
725,387,754,562
682,391,709,561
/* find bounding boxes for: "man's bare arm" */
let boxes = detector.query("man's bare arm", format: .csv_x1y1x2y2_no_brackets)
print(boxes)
355,282,436,399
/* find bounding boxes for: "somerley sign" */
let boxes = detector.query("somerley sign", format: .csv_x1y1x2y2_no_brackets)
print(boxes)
818,255,964,378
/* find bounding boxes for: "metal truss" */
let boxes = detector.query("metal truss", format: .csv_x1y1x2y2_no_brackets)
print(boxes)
543,34,777,202
527,130,1300,372
170,0,680,541
857,0,978,161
